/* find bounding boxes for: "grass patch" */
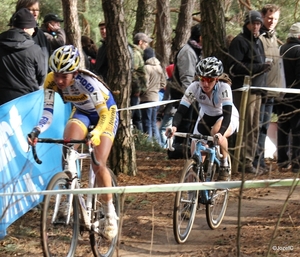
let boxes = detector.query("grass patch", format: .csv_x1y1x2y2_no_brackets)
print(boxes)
133,129,164,152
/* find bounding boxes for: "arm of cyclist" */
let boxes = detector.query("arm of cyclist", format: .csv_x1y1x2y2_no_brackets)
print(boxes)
165,85,196,137
28,87,56,146
214,104,232,144
165,103,189,137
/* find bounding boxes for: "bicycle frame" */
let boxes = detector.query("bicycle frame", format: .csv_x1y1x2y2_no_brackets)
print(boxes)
32,138,97,228
31,137,119,257
168,132,223,203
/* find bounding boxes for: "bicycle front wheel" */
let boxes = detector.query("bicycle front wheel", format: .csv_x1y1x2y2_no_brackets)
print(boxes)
41,172,79,257
206,156,231,229
90,168,120,257
173,159,199,244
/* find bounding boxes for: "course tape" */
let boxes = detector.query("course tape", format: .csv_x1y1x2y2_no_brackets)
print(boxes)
118,86,299,111
118,99,179,111
234,86,300,94
1,178,299,197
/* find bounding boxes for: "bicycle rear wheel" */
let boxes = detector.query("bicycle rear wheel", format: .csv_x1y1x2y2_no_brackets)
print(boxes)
206,156,231,229
90,168,120,257
41,172,79,257
173,159,199,244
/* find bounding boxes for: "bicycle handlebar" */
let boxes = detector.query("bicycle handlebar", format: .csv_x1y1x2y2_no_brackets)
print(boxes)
31,137,99,166
166,130,215,152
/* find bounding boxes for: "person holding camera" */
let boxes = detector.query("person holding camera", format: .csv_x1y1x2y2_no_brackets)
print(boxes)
41,13,66,53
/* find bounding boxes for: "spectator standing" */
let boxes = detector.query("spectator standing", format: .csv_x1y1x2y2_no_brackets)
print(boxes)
94,21,108,82
228,10,271,174
41,13,66,53
140,47,166,144
15,0,50,72
0,8,46,105
168,23,202,158
81,35,98,71
157,63,176,148
254,4,281,172
129,32,151,131
277,23,300,173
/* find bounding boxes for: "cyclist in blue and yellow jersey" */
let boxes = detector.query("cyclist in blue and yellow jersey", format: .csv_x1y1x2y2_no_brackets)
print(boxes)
28,45,119,240
167,57,239,180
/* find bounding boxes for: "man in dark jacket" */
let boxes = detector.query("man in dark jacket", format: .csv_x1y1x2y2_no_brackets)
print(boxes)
277,22,300,173
0,8,46,105
94,21,108,82
41,13,66,53
228,10,271,174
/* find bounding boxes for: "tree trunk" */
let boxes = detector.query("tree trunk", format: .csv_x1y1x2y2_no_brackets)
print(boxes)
133,0,149,38
200,0,227,64
61,0,85,68
170,0,196,63
155,0,172,70
102,0,137,176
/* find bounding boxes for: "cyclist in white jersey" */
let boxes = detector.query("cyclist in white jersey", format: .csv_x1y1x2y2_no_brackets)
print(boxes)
28,45,119,240
167,57,239,180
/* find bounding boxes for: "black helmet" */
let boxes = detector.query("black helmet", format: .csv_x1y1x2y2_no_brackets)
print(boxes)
196,57,223,77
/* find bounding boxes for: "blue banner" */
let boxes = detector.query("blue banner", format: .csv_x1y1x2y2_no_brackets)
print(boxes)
0,90,71,239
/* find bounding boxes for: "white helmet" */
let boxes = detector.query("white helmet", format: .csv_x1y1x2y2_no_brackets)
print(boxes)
196,57,223,77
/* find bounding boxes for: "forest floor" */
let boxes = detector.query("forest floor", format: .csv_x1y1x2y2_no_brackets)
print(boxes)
1,150,300,257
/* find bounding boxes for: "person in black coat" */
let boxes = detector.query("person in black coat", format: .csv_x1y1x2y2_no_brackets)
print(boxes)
228,10,271,174
94,21,108,82
0,8,46,105
277,22,300,173
15,0,51,72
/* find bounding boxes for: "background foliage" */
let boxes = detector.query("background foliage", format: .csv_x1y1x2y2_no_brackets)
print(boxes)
0,0,299,46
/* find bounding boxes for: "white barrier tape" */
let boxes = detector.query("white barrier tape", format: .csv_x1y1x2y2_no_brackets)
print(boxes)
1,178,299,197
118,86,300,112
234,86,300,94
118,99,180,111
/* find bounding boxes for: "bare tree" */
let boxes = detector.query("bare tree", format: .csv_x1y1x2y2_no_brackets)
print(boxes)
200,0,227,63
102,0,137,176
155,0,172,70
61,0,85,68
133,0,150,38
170,0,196,63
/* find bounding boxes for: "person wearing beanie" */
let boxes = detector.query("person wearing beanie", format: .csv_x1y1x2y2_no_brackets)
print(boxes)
228,10,272,174
14,0,51,72
0,8,46,105
41,13,66,53
140,47,166,145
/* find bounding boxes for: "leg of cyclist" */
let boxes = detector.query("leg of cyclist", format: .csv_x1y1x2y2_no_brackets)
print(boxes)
93,135,118,240
64,115,118,240
211,118,234,180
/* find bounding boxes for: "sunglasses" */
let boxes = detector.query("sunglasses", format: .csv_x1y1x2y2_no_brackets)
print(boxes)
199,76,216,83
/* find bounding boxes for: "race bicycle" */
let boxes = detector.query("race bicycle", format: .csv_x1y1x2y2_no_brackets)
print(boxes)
167,131,231,244
30,136,120,257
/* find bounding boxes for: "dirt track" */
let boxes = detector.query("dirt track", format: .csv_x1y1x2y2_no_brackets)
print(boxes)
116,185,300,257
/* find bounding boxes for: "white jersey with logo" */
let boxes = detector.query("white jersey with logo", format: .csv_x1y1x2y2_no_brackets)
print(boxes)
180,80,239,120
